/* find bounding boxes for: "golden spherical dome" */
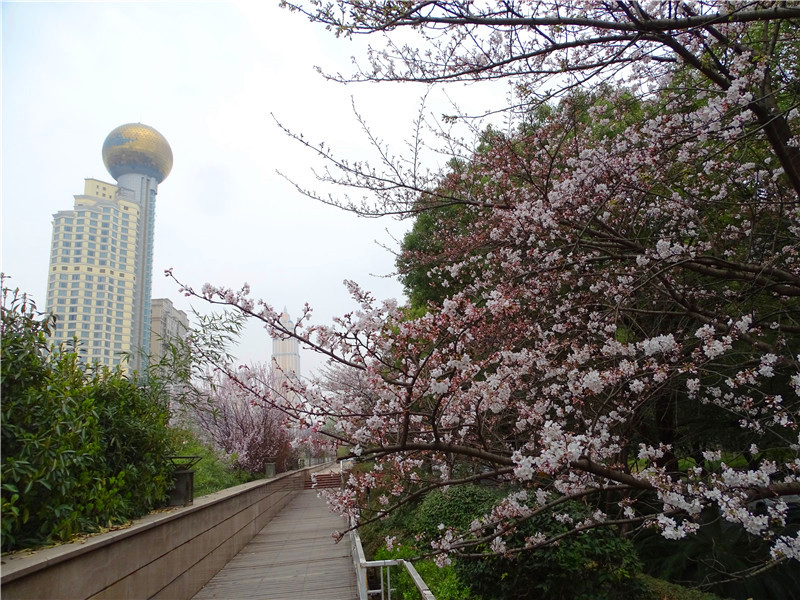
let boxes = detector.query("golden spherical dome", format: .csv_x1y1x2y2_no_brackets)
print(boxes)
102,123,173,183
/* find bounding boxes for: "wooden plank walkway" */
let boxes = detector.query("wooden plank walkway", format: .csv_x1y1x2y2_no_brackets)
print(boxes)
192,490,358,600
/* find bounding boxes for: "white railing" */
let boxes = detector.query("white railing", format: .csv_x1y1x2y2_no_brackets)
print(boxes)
349,516,435,600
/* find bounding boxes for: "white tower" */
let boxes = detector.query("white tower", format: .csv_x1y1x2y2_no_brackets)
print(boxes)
272,310,301,390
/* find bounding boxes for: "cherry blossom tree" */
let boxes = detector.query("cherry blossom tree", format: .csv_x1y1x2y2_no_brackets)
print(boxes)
188,363,293,473
278,0,800,212
169,0,800,585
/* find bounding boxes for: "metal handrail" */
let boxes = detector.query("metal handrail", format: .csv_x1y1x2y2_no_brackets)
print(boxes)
349,516,435,600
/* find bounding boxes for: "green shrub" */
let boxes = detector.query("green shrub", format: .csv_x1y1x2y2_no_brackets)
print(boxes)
415,485,501,540
361,484,644,600
431,494,645,600
93,365,175,514
638,575,726,600
455,523,644,600
635,505,800,600
1,286,174,551
374,546,476,600
169,428,255,497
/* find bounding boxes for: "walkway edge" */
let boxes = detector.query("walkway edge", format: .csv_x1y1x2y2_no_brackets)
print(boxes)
1,464,334,600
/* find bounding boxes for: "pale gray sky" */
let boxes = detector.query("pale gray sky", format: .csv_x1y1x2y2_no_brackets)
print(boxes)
2,1,503,373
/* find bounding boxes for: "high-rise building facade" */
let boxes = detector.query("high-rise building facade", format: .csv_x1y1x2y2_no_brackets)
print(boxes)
272,310,301,383
45,123,172,373
149,298,190,365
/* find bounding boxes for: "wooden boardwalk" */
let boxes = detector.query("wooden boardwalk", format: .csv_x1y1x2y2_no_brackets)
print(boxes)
192,490,358,600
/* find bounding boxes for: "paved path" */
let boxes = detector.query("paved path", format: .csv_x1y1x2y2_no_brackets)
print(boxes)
192,490,358,600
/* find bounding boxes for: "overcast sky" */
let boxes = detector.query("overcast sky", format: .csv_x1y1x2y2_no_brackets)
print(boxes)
2,1,504,374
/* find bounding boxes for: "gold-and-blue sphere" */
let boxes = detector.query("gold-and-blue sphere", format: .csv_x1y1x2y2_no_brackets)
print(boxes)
102,123,173,183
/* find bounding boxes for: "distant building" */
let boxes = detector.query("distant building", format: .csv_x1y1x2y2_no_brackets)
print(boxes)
44,123,173,373
149,298,190,365
272,310,301,384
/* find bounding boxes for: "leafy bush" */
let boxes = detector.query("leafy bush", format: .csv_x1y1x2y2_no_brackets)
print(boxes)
454,521,644,600
359,494,423,559
374,546,476,600
169,428,255,497
360,485,644,600
635,505,800,600
421,492,644,600
455,518,643,600
638,575,726,600
415,485,501,540
1,285,174,551
356,472,485,559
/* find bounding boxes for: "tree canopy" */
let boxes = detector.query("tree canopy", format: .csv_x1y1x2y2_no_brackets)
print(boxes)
172,0,800,589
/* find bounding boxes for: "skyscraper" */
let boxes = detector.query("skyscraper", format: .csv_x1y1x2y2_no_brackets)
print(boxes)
149,297,190,365
271,310,301,385
45,123,172,373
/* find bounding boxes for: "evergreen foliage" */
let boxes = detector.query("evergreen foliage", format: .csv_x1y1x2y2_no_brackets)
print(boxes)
361,485,644,600
169,428,255,497
374,545,476,600
1,282,175,551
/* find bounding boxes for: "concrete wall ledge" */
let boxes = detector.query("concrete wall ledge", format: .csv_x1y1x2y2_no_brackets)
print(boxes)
1,463,332,600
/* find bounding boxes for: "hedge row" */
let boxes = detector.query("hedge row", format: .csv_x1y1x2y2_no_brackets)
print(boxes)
1,287,174,551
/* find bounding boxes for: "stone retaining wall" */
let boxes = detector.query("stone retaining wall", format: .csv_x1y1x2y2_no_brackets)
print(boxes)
0,464,330,599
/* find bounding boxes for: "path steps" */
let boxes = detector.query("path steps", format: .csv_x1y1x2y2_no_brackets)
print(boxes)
304,473,342,489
